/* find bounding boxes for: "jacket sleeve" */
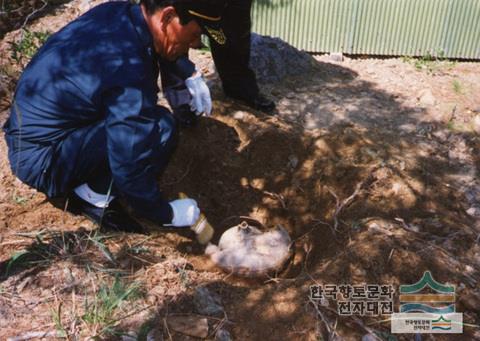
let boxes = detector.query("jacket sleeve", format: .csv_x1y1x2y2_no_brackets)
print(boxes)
172,56,196,79
159,56,196,110
104,85,174,224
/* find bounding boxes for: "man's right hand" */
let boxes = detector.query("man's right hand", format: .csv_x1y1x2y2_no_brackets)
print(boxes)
168,198,200,227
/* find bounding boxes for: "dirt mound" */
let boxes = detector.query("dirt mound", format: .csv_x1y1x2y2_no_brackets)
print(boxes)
250,33,319,84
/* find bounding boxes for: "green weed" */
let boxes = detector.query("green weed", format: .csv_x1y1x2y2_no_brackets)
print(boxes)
82,275,142,337
402,50,456,74
5,250,31,276
413,51,439,73
88,232,116,263
4,234,57,277
452,79,463,94
13,194,29,205
9,29,50,67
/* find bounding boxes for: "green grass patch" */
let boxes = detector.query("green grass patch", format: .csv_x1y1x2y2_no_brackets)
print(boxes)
9,29,51,67
402,50,457,74
452,79,463,94
82,275,143,338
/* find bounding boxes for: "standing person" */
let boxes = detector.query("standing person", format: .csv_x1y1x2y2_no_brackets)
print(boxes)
210,0,275,113
3,0,226,234
164,0,275,127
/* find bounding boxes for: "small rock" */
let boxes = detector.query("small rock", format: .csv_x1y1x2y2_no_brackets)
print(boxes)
233,111,245,120
466,206,480,217
215,329,232,341
329,52,344,62
167,316,209,338
366,220,394,236
121,332,137,341
193,286,224,316
418,89,436,106
465,265,474,274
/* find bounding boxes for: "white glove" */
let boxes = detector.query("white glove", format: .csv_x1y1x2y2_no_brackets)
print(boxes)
185,72,212,116
168,198,200,227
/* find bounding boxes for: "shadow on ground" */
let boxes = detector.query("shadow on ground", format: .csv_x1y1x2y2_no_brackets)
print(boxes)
1,54,479,339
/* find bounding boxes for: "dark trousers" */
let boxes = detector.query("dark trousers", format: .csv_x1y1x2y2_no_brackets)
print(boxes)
162,0,260,107
48,109,178,197
211,0,259,98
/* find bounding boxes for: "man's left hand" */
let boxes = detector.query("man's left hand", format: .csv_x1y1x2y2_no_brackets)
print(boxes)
185,72,212,116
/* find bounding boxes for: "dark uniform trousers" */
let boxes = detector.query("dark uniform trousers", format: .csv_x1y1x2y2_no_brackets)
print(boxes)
211,0,259,99
164,0,260,107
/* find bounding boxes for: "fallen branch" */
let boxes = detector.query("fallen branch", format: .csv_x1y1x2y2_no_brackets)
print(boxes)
7,331,63,341
327,181,364,231
326,168,377,231
21,0,48,29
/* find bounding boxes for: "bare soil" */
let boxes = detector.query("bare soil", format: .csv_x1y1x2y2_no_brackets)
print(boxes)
0,1,479,340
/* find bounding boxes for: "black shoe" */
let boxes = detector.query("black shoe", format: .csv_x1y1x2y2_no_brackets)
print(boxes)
173,104,198,128
228,92,276,113
66,193,145,233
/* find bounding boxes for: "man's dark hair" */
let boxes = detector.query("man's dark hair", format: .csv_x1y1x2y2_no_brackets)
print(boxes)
140,0,191,24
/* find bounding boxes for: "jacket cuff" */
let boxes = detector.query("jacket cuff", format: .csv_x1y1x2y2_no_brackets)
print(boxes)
126,196,174,225
174,56,196,80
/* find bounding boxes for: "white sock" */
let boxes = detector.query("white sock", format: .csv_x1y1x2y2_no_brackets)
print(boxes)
74,183,115,208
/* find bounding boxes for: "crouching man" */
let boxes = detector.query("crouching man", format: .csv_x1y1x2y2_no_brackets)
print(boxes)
3,0,226,233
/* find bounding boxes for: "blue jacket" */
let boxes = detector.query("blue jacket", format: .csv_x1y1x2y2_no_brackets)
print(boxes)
3,2,194,223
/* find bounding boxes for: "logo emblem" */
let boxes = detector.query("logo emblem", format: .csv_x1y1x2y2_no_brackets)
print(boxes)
391,271,463,333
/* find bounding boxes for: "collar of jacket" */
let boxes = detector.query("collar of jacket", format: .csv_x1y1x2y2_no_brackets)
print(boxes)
129,4,155,56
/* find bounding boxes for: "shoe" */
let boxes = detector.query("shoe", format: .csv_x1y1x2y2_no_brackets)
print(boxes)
66,193,145,233
228,92,276,113
173,104,198,128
